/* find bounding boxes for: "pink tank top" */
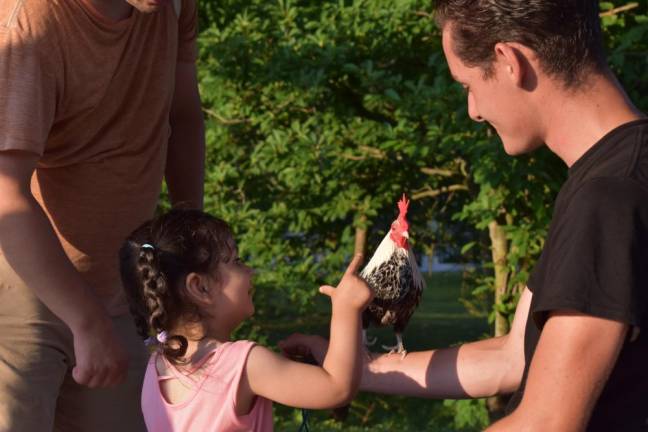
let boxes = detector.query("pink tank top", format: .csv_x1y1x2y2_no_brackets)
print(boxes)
142,340,274,432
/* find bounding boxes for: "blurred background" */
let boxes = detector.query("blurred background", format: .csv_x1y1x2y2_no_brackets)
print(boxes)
162,1,648,429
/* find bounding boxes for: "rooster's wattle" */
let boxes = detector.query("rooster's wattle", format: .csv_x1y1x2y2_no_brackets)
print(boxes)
360,194,424,356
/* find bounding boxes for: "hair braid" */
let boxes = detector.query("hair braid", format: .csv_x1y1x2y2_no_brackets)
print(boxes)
137,248,168,332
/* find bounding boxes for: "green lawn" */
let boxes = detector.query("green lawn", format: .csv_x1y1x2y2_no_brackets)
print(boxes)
263,272,493,431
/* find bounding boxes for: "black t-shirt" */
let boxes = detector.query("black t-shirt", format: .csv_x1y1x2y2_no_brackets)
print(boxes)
507,119,648,431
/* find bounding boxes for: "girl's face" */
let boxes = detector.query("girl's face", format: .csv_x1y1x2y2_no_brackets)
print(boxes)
210,252,255,325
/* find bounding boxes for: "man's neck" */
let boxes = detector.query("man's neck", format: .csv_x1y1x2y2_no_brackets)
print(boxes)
87,0,133,22
539,70,645,167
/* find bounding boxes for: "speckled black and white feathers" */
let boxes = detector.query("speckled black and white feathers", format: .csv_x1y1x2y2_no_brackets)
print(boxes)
360,236,424,335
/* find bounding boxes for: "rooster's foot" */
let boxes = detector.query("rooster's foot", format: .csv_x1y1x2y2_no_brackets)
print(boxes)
381,344,407,359
362,330,377,346
382,334,407,359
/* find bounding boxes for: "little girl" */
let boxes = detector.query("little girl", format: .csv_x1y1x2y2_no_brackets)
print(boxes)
119,208,372,431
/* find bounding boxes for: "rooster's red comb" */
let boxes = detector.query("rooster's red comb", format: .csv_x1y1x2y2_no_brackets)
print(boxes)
397,194,409,216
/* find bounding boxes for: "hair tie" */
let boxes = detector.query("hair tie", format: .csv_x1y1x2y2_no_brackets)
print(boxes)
143,330,168,347
141,243,155,250
156,331,168,343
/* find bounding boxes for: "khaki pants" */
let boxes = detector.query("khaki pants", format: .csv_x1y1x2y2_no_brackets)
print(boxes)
0,257,148,432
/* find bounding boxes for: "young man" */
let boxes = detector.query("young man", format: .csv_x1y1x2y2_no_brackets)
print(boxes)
0,0,204,430
282,1,647,430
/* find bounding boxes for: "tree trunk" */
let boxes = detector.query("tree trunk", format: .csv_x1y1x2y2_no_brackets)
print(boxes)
487,220,510,417
425,243,435,276
354,215,367,256
488,220,509,337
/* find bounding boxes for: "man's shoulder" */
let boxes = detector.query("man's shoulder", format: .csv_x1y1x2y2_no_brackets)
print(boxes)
557,177,648,229
0,0,58,43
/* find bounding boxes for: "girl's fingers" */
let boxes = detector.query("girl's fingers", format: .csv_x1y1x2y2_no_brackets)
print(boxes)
318,285,335,297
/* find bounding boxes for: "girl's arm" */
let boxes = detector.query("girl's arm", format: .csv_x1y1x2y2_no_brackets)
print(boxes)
241,254,373,409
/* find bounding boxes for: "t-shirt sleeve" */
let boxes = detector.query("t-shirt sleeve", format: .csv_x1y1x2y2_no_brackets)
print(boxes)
531,177,648,330
0,25,57,156
176,0,198,63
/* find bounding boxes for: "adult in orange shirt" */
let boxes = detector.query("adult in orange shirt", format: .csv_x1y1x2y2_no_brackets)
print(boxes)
0,0,204,430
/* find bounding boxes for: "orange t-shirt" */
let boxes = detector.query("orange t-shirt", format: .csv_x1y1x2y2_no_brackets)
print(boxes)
0,0,198,315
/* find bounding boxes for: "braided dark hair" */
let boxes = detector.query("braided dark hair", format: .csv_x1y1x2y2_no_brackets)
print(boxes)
119,208,236,363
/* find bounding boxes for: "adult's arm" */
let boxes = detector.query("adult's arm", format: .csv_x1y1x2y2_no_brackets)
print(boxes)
0,151,128,388
165,61,205,209
487,311,627,431
361,287,531,398
282,287,532,399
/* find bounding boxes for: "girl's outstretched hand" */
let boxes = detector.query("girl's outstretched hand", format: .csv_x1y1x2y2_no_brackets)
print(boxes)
318,254,373,311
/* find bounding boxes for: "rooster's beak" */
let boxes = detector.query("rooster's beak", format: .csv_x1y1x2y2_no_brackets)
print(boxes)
402,231,409,239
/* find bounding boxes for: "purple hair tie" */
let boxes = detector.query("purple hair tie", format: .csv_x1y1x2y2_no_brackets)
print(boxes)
156,331,168,343
144,331,168,346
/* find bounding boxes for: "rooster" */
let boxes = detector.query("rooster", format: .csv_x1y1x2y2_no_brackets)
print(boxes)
360,194,424,356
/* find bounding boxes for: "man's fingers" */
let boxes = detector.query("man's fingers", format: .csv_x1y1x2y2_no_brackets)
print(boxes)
319,285,335,297
344,253,364,277
278,333,306,349
72,362,126,388
72,365,91,387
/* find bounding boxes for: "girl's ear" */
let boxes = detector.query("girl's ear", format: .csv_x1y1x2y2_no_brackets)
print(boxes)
185,272,213,304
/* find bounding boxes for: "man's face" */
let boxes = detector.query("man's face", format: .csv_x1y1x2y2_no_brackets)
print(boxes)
126,0,170,14
441,25,543,155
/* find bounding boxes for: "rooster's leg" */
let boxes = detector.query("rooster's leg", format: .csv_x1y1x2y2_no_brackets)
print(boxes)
382,333,407,358
363,329,377,346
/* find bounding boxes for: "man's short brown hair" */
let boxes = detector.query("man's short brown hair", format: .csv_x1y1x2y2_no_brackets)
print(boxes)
434,0,607,87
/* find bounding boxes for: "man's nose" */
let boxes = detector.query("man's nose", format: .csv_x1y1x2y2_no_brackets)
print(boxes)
467,92,484,122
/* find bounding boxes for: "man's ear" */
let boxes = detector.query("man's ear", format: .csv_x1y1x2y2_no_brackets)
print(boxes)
185,272,213,304
494,41,531,89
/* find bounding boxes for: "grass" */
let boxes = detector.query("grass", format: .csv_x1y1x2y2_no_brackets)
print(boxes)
260,271,493,431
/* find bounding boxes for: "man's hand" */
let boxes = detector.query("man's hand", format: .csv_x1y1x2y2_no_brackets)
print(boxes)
71,316,129,388
279,333,330,365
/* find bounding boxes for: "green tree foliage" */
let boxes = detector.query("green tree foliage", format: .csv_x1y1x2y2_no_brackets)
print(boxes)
196,0,474,330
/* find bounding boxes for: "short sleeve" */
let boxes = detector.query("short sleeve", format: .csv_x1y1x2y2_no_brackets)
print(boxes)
176,0,198,63
0,19,57,156
531,177,648,330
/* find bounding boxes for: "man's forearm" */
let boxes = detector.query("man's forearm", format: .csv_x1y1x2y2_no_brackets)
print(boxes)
362,335,518,399
166,116,205,209
0,195,108,332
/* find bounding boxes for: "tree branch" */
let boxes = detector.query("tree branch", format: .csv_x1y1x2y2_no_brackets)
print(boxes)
420,167,456,177
202,107,251,125
342,145,387,161
414,10,433,18
599,2,639,17
411,184,469,200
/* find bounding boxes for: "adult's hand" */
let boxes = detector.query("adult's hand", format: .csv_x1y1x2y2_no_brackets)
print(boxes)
279,333,329,365
71,316,129,388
